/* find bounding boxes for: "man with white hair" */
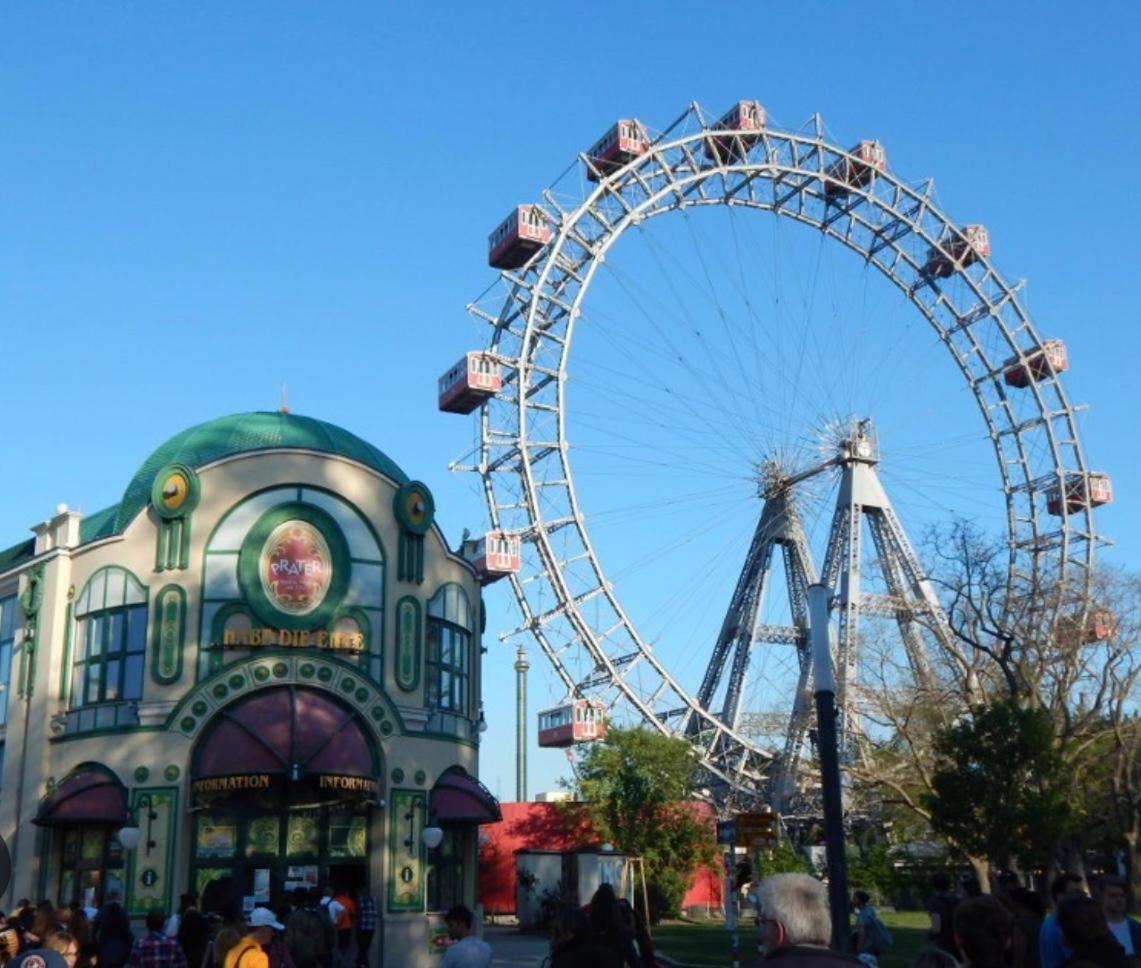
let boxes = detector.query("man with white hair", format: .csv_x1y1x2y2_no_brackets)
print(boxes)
755,873,864,968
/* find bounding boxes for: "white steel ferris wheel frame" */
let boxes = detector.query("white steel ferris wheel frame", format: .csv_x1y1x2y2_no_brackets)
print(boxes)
460,103,1104,804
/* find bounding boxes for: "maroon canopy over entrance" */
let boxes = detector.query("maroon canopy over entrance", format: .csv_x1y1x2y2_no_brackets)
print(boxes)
33,766,128,827
192,686,377,792
430,767,501,825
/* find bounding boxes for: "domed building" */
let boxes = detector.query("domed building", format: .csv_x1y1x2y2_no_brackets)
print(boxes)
0,411,500,965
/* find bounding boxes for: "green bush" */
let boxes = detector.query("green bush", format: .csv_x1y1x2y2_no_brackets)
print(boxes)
646,866,687,924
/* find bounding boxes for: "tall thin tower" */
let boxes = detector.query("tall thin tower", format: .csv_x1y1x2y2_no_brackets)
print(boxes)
514,645,529,801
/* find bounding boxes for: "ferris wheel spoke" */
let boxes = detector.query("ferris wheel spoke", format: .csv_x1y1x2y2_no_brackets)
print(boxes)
451,103,1108,808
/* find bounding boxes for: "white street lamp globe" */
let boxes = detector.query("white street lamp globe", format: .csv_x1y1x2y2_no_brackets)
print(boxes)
117,824,142,850
422,826,444,850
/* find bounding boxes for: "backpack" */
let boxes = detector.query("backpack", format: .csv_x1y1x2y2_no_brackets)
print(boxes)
285,908,331,968
929,892,960,956
867,913,893,954
332,897,354,932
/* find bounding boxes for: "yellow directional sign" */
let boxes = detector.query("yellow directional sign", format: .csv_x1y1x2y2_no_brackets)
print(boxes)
735,811,779,848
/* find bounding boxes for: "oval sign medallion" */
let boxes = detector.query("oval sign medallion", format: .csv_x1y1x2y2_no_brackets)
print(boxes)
260,520,333,616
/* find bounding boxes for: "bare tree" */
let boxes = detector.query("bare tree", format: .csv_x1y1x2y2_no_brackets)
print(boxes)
847,520,1141,891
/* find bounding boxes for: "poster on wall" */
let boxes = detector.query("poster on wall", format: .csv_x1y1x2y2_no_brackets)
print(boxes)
253,869,271,903
427,915,451,957
285,865,319,893
197,824,237,858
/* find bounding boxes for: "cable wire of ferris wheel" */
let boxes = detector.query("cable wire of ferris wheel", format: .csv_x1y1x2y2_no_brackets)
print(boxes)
440,100,1112,810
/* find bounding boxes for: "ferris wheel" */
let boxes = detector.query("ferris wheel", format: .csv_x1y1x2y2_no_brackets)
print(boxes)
439,101,1111,810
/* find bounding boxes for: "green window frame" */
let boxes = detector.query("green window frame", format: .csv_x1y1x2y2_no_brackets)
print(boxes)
73,607,147,705
72,568,148,709
425,585,472,716
0,594,16,726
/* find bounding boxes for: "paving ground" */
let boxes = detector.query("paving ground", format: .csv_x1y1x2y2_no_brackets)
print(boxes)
481,924,694,967
484,925,551,966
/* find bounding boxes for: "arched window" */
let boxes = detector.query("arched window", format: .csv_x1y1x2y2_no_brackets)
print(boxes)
425,585,472,722
70,568,147,730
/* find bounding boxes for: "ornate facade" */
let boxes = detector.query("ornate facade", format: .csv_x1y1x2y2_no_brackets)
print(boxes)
0,411,499,966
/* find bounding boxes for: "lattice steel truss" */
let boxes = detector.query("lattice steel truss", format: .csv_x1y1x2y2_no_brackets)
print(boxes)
695,420,958,812
455,103,1106,809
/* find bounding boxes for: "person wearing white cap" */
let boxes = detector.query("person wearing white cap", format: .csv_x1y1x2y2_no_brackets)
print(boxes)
223,909,284,968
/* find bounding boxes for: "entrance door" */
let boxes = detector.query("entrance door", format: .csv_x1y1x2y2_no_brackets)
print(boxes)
193,805,370,914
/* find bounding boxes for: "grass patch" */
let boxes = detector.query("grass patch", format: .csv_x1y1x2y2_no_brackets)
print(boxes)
652,910,931,968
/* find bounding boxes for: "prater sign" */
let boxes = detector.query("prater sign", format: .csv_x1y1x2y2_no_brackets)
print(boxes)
260,520,333,615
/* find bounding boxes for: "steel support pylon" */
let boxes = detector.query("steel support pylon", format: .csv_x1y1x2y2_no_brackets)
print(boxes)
689,483,817,805
819,420,953,772
693,420,956,814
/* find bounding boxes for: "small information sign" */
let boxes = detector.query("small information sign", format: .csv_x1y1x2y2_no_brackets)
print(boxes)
735,811,778,848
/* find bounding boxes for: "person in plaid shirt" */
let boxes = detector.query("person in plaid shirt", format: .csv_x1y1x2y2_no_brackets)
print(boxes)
128,911,187,968
353,891,377,968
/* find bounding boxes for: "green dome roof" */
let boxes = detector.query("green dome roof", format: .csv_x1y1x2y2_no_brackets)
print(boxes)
116,411,410,532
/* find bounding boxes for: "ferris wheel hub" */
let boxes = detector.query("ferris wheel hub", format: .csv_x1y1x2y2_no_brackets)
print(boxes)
835,418,879,465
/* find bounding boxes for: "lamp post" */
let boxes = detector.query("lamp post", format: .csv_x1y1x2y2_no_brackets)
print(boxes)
404,796,443,913
117,794,158,856
403,798,424,854
422,825,443,918
807,583,850,950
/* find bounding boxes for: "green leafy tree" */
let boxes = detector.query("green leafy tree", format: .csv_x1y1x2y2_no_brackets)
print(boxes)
753,840,811,879
846,843,894,902
572,726,717,922
849,522,1141,890
924,698,1073,869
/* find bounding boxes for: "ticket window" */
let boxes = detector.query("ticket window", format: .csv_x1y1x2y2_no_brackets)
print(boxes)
58,827,126,910
193,807,369,913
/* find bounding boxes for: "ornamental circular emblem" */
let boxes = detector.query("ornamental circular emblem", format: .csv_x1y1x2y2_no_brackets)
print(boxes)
150,463,200,519
260,520,333,616
393,481,435,535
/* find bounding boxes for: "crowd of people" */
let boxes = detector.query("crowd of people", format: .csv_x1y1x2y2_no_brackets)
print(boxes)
0,886,378,968
766,869,1141,968
3,868,1139,968
544,883,654,968
908,870,1141,968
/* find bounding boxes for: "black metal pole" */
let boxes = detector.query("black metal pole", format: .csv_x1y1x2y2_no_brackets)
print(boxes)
808,584,850,951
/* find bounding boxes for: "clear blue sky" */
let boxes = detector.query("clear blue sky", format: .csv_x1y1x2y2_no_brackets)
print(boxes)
2,2,1139,799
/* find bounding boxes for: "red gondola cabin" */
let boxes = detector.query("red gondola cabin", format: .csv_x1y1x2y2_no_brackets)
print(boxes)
823,140,887,197
1003,339,1068,388
584,120,649,181
461,531,521,585
925,224,990,277
704,100,766,164
438,352,502,414
1057,607,1117,646
537,699,607,748
1046,472,1113,515
489,205,552,271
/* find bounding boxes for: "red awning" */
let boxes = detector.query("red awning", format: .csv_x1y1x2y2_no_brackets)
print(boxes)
431,768,502,826
33,767,128,827
193,686,376,788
